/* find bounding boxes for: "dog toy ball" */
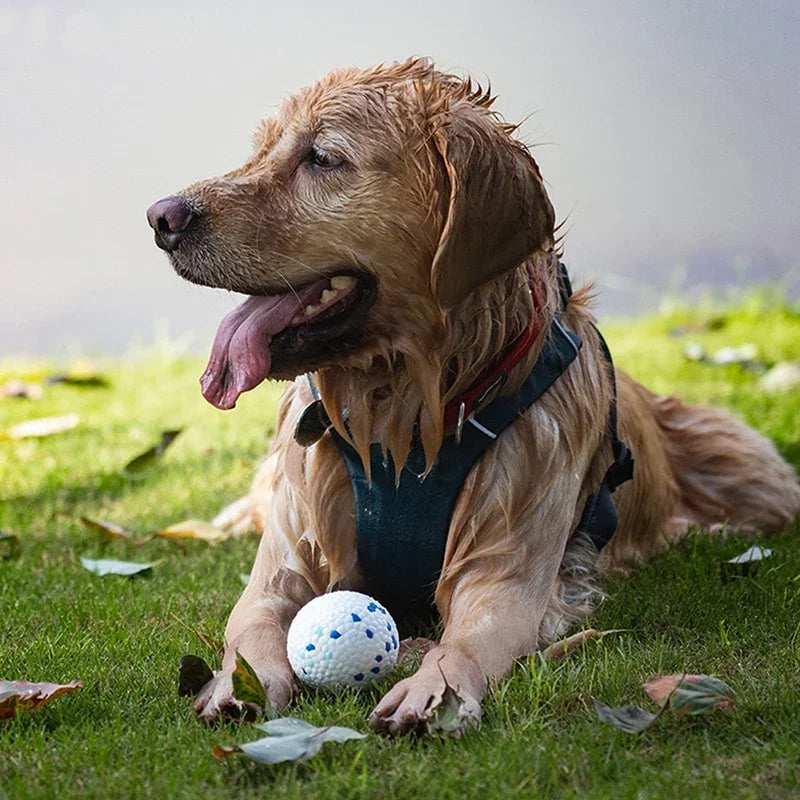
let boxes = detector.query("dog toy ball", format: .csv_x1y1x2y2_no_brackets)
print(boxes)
286,591,399,688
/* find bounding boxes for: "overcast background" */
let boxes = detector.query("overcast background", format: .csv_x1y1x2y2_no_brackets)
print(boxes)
2,0,798,356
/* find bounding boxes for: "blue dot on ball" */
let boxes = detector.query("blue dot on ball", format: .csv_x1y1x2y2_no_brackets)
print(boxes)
371,667,380,674
305,643,315,651
354,673,364,681
329,630,341,639
351,613,361,622
375,655,383,662
365,629,374,639
385,642,391,653
367,602,377,612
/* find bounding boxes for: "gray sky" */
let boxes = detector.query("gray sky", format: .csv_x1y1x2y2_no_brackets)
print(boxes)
2,0,799,355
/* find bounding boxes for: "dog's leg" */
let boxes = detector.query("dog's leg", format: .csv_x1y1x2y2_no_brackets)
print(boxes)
370,455,588,736
193,536,314,722
195,446,321,723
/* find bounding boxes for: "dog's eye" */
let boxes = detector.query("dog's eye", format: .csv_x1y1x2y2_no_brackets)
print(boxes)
306,144,345,171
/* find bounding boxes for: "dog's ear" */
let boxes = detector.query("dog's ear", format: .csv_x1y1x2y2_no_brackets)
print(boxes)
430,106,555,308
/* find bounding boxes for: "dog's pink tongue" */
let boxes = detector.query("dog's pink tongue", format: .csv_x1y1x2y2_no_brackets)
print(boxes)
200,280,326,409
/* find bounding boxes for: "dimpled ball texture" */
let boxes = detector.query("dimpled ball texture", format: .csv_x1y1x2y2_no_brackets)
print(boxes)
286,591,400,688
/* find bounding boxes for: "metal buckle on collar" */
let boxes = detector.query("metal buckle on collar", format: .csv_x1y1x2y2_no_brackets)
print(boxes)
455,401,466,445
475,371,507,411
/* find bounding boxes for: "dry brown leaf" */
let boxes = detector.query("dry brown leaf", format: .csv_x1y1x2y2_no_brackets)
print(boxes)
0,679,84,719
643,674,735,713
540,629,623,661
2,413,79,440
80,516,134,541
156,520,229,545
0,381,43,400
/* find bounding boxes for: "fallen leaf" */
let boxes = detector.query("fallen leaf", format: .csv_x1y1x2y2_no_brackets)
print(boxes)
232,651,267,709
213,718,366,764
0,381,43,400
594,700,658,733
760,362,800,394
397,637,437,667
156,519,229,545
425,661,481,737
712,344,758,366
47,373,109,388
123,429,182,475
1,413,79,440
683,342,708,363
80,557,152,577
178,655,214,697
0,532,21,559
727,545,772,564
80,516,134,541
643,674,735,714
0,679,84,720
540,629,623,661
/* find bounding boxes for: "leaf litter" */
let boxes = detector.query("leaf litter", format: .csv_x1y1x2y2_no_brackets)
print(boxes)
213,718,366,765
80,557,153,577
178,656,214,697
122,429,182,475
156,519,229,545
1,413,79,440
0,680,84,720
595,673,736,733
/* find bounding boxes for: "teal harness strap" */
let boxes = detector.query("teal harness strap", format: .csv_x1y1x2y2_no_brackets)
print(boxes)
330,318,583,613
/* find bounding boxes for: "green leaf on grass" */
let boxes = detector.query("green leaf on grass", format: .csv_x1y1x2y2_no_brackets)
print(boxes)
47,372,109,388
594,700,658,733
0,680,84,720
123,429,182,475
80,557,152,577
231,651,267,708
213,718,366,764
643,674,735,714
80,516,134,541
178,655,214,697
0,532,21,559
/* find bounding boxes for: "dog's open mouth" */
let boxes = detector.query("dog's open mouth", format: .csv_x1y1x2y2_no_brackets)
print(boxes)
201,271,376,409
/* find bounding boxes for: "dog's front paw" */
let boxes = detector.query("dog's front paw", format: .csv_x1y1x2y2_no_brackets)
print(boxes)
369,650,483,737
193,667,295,724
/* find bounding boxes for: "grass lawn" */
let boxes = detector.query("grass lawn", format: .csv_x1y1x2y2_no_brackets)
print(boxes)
1,297,799,799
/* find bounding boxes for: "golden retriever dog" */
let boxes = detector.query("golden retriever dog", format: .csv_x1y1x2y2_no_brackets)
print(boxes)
146,58,800,735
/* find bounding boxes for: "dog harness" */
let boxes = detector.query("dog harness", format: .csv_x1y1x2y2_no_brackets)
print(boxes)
296,264,633,613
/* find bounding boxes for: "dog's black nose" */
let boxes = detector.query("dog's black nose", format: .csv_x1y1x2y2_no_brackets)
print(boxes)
146,196,196,252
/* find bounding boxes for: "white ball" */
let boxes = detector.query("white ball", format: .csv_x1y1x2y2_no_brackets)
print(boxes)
286,591,400,688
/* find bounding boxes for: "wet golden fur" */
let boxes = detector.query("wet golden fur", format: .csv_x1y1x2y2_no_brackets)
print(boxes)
157,58,800,734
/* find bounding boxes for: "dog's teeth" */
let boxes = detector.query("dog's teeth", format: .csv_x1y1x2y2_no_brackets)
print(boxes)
305,304,319,316
320,289,337,304
330,275,356,290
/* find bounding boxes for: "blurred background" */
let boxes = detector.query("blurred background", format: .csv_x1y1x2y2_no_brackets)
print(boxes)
2,0,798,356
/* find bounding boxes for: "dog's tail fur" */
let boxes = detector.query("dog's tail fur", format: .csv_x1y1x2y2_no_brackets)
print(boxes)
651,391,800,535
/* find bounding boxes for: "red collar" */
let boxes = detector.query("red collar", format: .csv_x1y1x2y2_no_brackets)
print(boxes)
443,296,542,431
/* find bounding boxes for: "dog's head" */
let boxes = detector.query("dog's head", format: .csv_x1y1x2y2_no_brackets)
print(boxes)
147,58,555,411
